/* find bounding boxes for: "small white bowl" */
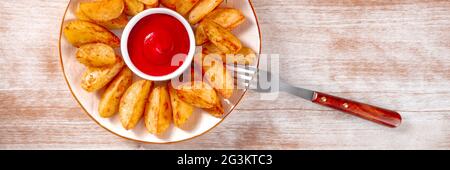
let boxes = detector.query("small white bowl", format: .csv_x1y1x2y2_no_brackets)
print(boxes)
121,8,196,81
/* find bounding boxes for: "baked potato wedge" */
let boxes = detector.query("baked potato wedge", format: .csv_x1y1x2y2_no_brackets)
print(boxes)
79,0,125,22
63,20,120,48
124,0,144,16
187,0,223,24
98,67,133,118
168,83,194,128
206,8,245,30
75,5,91,21
203,97,224,117
160,0,176,9
145,3,159,9
175,0,200,16
144,85,172,135
75,6,128,29
81,57,125,92
203,43,256,65
202,42,225,55
76,43,117,67
98,13,128,29
233,47,257,65
203,21,242,54
140,0,160,8
119,80,153,130
175,81,219,109
195,8,245,45
202,58,234,99
195,21,208,45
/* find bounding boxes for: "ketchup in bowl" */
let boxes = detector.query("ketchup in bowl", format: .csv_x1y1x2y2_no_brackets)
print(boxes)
127,14,190,76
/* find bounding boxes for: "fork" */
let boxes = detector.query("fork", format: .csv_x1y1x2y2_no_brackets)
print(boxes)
227,65,402,128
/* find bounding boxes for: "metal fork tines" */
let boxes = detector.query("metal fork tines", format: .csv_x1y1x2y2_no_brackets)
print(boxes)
226,65,278,93
226,65,257,89
227,65,315,99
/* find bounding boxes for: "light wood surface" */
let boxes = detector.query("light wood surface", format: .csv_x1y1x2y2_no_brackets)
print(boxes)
1,0,449,149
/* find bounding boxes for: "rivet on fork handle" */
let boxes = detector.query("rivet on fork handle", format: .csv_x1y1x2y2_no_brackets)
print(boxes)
312,92,402,128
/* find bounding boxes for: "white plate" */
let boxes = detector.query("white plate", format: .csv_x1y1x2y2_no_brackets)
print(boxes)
59,0,261,143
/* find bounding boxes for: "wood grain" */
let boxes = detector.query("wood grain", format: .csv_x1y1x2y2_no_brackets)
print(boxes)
1,0,450,149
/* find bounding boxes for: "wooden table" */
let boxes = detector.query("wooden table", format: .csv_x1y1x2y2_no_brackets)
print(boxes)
1,0,449,149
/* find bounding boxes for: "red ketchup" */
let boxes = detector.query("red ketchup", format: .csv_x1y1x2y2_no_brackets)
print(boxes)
128,14,190,76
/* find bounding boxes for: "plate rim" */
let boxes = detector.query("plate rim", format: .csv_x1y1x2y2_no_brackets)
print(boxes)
58,0,262,144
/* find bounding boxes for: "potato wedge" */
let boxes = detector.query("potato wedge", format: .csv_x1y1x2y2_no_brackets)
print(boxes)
168,83,194,128
187,0,223,24
203,97,224,117
195,8,245,45
160,0,176,9
175,0,200,16
144,4,158,9
144,85,172,135
75,5,91,21
99,13,129,29
124,0,144,16
233,47,257,65
175,81,218,109
202,42,225,56
144,3,159,9
202,58,234,99
176,77,223,117
203,43,256,65
206,8,245,29
63,20,120,47
98,67,133,118
119,80,153,130
173,63,204,89
139,0,159,8
81,57,125,92
195,21,208,45
79,0,125,22
75,6,128,29
203,21,242,54
76,43,116,67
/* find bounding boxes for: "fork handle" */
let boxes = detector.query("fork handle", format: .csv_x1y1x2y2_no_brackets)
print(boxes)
312,92,402,128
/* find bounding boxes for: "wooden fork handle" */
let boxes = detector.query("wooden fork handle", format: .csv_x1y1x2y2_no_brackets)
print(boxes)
312,92,402,128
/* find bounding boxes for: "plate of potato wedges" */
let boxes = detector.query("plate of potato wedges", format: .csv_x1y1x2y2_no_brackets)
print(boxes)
59,0,261,143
